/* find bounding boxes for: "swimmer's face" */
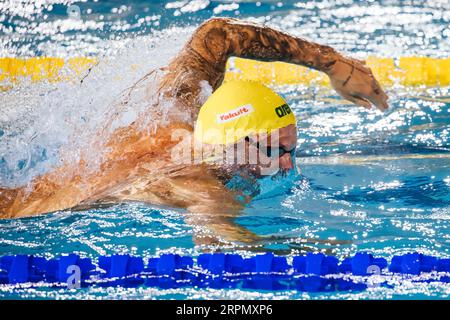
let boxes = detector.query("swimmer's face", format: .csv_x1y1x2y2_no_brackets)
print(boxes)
239,124,297,177
270,124,297,172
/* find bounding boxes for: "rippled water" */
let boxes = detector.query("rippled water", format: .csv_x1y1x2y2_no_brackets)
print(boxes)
0,0,449,299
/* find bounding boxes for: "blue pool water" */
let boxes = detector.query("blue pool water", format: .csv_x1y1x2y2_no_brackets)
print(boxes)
0,1,449,299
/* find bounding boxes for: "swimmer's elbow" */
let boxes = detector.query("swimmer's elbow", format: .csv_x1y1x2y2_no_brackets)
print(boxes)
188,18,236,64
191,17,244,42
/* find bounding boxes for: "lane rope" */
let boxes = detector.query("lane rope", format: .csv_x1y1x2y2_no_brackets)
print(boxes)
1,252,449,292
0,56,449,88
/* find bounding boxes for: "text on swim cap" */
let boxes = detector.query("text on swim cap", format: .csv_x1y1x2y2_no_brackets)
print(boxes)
217,104,254,123
275,104,291,118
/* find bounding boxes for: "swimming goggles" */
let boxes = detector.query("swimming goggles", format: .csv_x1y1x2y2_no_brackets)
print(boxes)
244,137,296,158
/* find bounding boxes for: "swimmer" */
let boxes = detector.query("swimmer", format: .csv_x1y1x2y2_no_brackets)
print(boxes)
0,18,389,245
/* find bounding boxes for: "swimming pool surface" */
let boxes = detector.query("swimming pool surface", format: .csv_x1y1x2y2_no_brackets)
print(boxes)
0,1,449,299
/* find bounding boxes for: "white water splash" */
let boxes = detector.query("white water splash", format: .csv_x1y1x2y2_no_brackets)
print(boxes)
0,27,194,188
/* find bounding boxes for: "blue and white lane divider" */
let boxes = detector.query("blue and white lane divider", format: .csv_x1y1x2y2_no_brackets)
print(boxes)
1,252,449,292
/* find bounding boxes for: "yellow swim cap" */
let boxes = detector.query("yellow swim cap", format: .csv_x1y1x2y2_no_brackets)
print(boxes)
194,80,296,145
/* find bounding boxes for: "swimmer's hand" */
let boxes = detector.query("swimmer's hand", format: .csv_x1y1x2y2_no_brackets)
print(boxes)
327,57,389,111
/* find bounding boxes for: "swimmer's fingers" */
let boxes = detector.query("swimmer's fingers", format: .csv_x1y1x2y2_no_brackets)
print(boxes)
353,68,390,111
336,89,372,109
366,77,390,111
329,57,389,111
350,68,389,111
332,71,389,111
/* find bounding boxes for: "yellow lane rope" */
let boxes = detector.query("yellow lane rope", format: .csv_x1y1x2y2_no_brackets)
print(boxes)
0,56,449,88
297,153,450,165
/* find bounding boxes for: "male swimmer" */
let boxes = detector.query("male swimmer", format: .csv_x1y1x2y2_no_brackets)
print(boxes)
0,18,389,245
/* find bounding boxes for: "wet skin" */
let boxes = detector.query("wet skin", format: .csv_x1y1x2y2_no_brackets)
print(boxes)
0,18,388,246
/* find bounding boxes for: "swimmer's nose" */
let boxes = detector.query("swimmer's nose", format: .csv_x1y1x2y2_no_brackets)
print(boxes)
279,152,294,171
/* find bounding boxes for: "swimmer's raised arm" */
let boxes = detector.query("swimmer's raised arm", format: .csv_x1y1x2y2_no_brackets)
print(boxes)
163,17,388,111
